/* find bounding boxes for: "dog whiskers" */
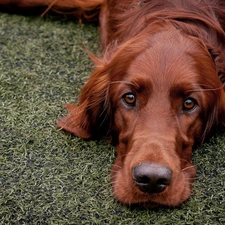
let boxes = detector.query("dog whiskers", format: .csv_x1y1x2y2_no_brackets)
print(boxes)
181,165,196,172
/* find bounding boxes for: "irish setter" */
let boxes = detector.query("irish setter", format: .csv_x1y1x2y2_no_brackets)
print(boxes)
2,0,225,208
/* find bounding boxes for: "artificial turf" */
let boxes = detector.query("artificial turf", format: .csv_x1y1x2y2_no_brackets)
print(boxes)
0,12,225,224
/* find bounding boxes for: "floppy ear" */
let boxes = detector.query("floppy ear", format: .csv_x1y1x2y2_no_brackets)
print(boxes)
219,91,225,128
210,46,225,119
207,46,225,83
197,43,225,142
207,46,225,131
57,65,110,139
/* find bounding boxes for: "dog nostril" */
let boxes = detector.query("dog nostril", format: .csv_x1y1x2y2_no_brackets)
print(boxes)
132,163,173,193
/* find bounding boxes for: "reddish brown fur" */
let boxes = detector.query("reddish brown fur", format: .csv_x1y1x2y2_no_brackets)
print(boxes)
2,0,225,207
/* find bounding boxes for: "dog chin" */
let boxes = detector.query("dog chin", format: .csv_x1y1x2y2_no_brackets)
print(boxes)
112,167,192,208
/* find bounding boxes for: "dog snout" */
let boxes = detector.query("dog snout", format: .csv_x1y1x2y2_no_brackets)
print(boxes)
132,163,173,193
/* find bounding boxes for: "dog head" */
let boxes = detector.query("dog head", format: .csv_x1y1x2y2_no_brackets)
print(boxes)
57,27,225,207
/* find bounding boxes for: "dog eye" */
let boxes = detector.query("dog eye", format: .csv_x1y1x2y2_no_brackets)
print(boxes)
182,98,197,111
122,93,136,106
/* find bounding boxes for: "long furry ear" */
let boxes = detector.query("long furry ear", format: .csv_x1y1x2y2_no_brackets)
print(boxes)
202,45,225,139
218,91,225,129
209,46,225,127
57,64,110,139
207,46,225,84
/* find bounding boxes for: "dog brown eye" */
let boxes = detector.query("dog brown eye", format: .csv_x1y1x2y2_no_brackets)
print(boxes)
183,98,197,111
123,93,136,106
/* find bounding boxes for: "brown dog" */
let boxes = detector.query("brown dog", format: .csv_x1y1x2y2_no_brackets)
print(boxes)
2,0,225,208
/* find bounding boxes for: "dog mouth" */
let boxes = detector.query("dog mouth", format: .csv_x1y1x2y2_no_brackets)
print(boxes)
110,137,197,208
111,160,195,208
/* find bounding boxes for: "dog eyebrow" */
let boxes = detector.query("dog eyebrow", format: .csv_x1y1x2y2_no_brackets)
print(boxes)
189,84,225,92
170,82,224,98
105,81,137,102
108,81,136,86
108,80,149,92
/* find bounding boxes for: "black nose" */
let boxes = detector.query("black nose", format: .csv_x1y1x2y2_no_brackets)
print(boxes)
132,163,172,193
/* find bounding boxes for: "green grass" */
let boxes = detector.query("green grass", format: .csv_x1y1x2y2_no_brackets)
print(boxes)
0,12,225,224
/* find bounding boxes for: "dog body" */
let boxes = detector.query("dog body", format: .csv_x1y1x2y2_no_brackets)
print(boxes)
2,0,225,207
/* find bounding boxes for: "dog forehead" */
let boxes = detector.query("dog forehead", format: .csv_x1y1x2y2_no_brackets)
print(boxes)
110,29,217,95
125,44,199,92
